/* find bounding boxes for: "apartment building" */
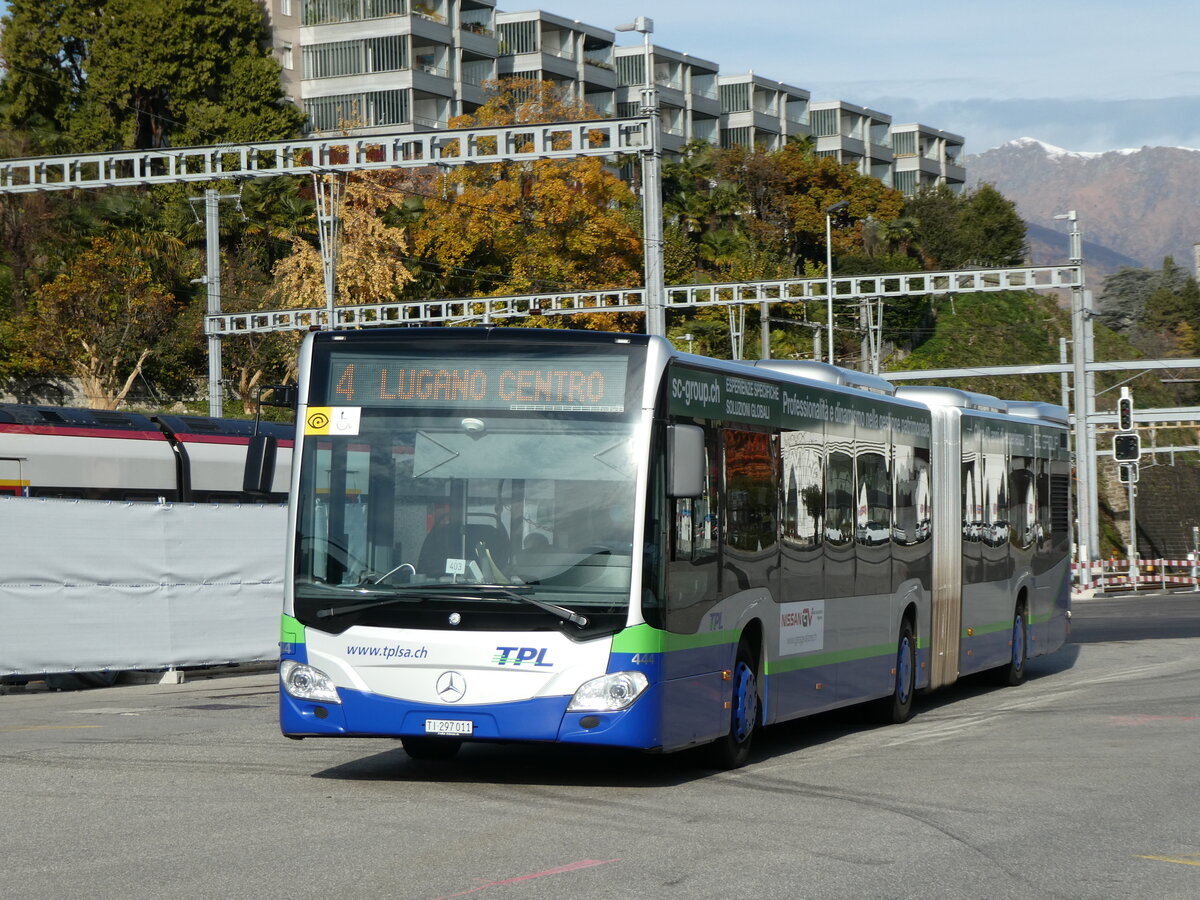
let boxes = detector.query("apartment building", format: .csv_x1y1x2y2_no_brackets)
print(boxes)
891,123,966,194
614,45,721,154
271,0,498,135
809,100,893,186
261,1,965,190
494,10,616,115
717,73,811,151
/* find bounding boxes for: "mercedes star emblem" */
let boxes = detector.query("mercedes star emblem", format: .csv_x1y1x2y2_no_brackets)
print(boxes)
436,671,466,703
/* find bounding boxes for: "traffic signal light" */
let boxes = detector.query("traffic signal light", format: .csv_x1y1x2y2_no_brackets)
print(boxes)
1118,462,1138,484
1113,433,1141,462
1117,394,1134,431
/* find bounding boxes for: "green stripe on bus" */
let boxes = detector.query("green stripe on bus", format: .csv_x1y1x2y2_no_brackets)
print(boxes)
967,608,1058,638
766,642,895,675
966,620,1011,638
611,623,735,654
281,614,305,645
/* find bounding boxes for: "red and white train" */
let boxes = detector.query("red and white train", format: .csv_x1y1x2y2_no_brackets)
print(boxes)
0,404,293,503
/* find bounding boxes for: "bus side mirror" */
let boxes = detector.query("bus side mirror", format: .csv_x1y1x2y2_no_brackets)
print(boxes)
667,425,705,497
243,433,278,496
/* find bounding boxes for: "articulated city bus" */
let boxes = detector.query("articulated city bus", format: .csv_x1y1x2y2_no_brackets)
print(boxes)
275,328,1071,767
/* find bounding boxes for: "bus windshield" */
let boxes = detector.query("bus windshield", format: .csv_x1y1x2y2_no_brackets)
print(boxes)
293,410,640,634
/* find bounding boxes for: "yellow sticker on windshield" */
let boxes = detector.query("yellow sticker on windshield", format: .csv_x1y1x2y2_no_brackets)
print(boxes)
305,407,360,436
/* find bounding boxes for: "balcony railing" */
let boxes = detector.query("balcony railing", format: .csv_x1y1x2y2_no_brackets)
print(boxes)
415,61,450,77
411,5,447,24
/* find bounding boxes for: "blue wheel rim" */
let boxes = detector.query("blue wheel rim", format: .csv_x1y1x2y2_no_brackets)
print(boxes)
733,661,757,743
897,636,913,705
1012,615,1025,670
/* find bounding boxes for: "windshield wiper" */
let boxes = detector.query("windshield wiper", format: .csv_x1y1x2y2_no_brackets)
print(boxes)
313,584,588,628
314,587,427,619
473,585,589,628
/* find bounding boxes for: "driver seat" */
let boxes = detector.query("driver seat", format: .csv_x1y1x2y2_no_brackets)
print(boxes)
416,523,511,576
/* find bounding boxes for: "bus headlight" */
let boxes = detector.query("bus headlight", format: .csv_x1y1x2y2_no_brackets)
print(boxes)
567,671,649,712
280,660,341,704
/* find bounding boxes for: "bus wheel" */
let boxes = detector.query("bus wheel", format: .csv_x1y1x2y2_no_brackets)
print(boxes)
997,605,1028,687
401,736,462,761
705,639,759,769
882,618,916,724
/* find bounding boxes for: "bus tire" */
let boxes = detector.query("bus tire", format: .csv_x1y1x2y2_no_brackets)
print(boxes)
705,638,759,769
996,604,1028,687
401,736,462,761
881,618,917,724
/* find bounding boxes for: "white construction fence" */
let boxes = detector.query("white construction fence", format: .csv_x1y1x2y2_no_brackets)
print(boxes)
0,497,286,677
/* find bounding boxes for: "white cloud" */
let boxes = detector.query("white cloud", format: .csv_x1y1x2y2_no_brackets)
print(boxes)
540,0,1200,152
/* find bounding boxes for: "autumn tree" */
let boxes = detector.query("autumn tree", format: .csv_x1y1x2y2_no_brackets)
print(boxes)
406,79,644,313
15,236,181,407
270,173,416,310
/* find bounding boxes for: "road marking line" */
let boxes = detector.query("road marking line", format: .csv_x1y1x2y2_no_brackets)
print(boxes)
1140,854,1200,867
431,858,620,899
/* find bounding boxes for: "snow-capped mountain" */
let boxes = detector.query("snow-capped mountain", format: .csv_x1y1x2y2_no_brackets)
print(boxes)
966,138,1200,277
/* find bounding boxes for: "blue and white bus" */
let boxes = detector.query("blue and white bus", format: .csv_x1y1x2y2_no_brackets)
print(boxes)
275,328,1071,766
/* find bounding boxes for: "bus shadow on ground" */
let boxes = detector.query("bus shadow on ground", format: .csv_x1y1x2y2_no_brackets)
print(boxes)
312,647,1082,786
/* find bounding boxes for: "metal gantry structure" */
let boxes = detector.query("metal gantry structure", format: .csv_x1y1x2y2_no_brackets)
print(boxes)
204,263,1083,333
0,117,665,416
3,124,1198,567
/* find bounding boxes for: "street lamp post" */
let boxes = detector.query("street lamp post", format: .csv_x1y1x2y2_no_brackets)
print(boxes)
615,16,665,338
824,200,849,364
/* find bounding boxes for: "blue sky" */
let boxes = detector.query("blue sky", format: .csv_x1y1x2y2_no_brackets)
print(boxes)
542,0,1200,154
3,1,1197,153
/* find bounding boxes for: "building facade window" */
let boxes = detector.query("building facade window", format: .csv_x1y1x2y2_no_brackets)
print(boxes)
303,35,408,79
497,21,538,55
616,55,645,87
719,82,750,113
692,118,718,143
721,126,751,149
692,73,717,100
305,88,409,131
302,0,407,26
810,108,838,137
892,131,917,156
785,98,808,125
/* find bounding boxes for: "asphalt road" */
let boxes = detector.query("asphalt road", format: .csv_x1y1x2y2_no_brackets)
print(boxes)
1069,588,1200,642
1,592,1198,899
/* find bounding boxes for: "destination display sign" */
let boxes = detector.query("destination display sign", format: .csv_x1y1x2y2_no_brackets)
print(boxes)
323,353,629,412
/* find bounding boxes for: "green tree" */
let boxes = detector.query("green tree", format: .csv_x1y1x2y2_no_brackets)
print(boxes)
902,183,1026,270
889,291,1067,400
0,0,304,151
1099,256,1200,363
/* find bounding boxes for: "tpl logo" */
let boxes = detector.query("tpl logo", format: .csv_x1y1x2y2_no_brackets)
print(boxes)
493,646,553,667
